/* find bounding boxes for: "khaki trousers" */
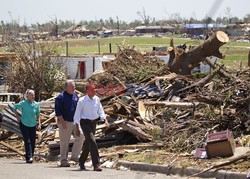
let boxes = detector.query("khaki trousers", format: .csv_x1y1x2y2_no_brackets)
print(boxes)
58,121,84,161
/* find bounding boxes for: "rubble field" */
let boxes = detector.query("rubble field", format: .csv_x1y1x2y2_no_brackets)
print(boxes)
0,39,250,173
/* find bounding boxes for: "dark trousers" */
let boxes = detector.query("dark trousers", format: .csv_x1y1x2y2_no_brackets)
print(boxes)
79,119,100,167
19,122,36,161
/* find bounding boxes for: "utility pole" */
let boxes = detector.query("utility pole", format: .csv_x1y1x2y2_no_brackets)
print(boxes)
116,16,120,36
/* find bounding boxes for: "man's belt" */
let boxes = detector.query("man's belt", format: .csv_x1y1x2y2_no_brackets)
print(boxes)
81,118,100,122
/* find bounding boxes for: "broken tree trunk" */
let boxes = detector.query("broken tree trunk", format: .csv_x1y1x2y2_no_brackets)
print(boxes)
169,31,229,75
168,38,175,66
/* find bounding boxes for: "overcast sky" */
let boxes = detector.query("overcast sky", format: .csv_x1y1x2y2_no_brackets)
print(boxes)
0,0,249,24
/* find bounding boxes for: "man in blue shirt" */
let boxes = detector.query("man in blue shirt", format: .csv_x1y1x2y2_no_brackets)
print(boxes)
55,80,84,167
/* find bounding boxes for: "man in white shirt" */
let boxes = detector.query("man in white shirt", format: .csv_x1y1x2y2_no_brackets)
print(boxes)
74,84,108,171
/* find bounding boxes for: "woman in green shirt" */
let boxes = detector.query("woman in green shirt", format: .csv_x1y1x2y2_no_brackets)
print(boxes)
13,89,41,163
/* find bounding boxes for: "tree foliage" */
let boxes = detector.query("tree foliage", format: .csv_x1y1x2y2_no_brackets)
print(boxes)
4,36,66,100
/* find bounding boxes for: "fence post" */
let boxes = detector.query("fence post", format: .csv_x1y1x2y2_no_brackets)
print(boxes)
66,41,69,56
98,41,101,54
109,43,112,53
93,57,95,72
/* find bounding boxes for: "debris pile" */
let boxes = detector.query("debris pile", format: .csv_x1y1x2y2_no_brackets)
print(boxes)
0,35,249,163
89,48,166,85
88,47,250,153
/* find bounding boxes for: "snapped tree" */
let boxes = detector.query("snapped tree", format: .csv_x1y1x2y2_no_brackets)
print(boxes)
167,31,229,75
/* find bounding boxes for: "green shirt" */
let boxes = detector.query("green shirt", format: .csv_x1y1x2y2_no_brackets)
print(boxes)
13,100,40,127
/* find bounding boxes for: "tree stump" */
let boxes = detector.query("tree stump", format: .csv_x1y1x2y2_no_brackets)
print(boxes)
169,31,229,75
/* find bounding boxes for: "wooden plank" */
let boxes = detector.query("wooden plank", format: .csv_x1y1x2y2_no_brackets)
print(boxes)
40,113,50,118
115,143,163,151
105,111,129,119
96,119,125,130
41,115,55,126
118,122,152,141
100,152,118,158
138,100,153,121
75,89,84,97
38,101,54,108
127,120,160,131
0,141,25,156
0,152,19,157
54,130,60,139
142,101,199,108
0,131,13,141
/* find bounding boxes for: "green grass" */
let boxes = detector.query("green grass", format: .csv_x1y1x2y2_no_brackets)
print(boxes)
2,36,249,68
61,36,250,52
59,37,196,54
57,36,249,68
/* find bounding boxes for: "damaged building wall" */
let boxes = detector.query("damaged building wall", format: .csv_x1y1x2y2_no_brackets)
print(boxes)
53,55,115,79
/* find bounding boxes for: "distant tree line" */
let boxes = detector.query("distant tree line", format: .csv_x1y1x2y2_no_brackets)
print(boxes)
0,12,249,35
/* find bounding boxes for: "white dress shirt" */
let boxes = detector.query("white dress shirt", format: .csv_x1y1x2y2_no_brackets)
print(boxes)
73,95,106,125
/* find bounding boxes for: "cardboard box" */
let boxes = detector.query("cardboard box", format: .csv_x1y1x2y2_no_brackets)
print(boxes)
205,130,235,158
195,148,207,159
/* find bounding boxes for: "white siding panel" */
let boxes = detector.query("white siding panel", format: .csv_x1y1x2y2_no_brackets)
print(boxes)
53,55,115,79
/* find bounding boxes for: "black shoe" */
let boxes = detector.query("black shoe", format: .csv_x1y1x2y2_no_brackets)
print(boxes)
26,158,33,164
80,164,86,170
94,165,102,172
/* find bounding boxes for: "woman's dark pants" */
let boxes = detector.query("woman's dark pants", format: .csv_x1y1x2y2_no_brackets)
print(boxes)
20,122,36,161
